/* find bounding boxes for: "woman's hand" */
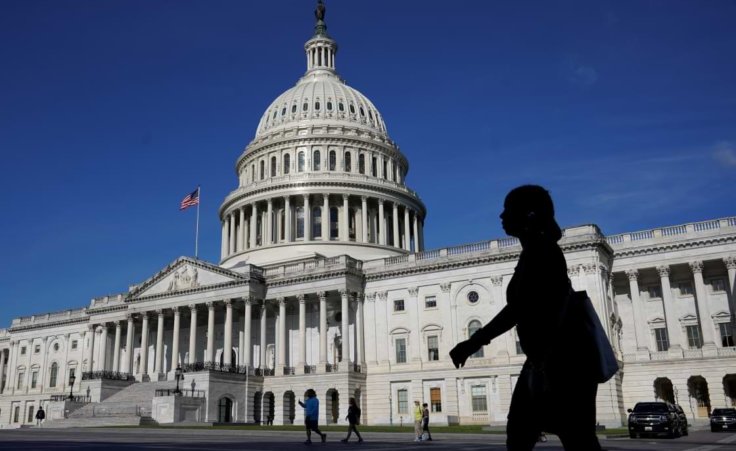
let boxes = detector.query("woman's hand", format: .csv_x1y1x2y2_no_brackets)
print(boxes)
450,339,481,368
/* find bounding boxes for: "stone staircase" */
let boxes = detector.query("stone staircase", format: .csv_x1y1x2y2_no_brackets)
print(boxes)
43,380,177,428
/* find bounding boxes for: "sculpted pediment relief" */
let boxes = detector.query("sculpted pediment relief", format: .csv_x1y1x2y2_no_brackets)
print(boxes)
127,257,247,300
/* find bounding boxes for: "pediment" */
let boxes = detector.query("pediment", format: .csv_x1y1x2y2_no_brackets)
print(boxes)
127,257,247,300
647,316,666,325
712,311,732,321
678,313,698,324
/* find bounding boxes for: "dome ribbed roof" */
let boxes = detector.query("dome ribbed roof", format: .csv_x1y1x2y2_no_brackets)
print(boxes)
255,73,388,138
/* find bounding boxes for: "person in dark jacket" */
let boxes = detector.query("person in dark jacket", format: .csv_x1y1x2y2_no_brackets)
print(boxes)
422,403,432,441
35,406,45,427
341,397,363,443
450,185,602,451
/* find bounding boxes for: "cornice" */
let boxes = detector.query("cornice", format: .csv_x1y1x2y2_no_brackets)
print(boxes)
86,304,128,315
265,268,364,288
129,280,254,303
9,316,89,333
612,235,736,259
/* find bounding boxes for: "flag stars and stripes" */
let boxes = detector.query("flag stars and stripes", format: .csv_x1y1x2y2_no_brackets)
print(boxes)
180,188,200,210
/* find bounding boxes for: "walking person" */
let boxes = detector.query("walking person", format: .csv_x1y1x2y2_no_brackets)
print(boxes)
298,389,326,445
413,400,423,442
35,406,45,427
422,403,432,441
341,397,363,443
450,185,603,451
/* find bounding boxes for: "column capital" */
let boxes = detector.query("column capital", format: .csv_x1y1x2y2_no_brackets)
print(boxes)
360,195,368,202
140,311,149,319
224,299,233,307
626,269,639,281
277,297,286,306
342,194,349,201
243,297,253,305
408,287,419,298
724,256,736,270
267,198,273,206
583,264,597,275
567,265,579,277
490,276,503,287
339,289,349,297
189,303,197,312
96,325,106,333
318,291,327,301
206,301,215,310
297,294,306,303
365,292,376,302
440,283,451,292
689,261,704,274
377,291,388,301
172,306,180,315
87,324,95,332
155,309,164,317
657,265,671,278
126,313,134,321
114,320,122,328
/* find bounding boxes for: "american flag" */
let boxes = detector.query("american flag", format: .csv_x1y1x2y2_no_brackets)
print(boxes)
180,187,200,210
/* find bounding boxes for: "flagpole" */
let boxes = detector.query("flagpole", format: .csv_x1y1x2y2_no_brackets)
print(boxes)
195,185,200,259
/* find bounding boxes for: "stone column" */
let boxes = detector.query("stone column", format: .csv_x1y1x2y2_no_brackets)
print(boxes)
228,214,236,255
188,305,198,364
112,321,122,372
403,207,411,250
378,200,386,245
627,270,649,352
690,261,716,347
224,300,233,367
99,326,110,371
298,294,306,371
220,220,227,259
85,325,95,373
417,217,424,252
392,202,400,248
38,337,48,391
412,211,419,252
725,257,736,324
266,199,273,245
319,292,327,368
657,266,682,350
322,194,330,240
285,196,292,242
340,290,350,365
154,310,165,375
342,194,350,241
277,297,286,370
125,315,135,373
356,293,365,365
171,307,181,370
206,302,215,363
260,303,267,369
238,207,246,252
250,203,259,248
304,194,312,241
7,341,17,393
243,298,252,367
140,313,149,376
361,196,368,243
0,348,5,394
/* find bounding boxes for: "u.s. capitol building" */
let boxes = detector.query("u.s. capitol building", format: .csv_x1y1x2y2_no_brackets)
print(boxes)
1,6,734,429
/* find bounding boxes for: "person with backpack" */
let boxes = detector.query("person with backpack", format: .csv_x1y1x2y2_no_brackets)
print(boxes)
341,397,363,443
422,403,432,441
35,406,45,427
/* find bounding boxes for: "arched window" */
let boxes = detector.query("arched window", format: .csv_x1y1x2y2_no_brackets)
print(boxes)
383,161,388,179
272,110,277,120
358,154,365,174
349,104,356,115
327,101,333,111
338,102,345,112
313,150,321,171
298,152,305,172
49,362,58,388
296,207,305,239
251,164,255,182
330,207,339,239
302,101,308,112
281,107,286,116
291,104,297,113
329,151,336,171
315,101,321,111
313,207,322,238
368,110,374,121
359,107,365,117
468,320,484,358
270,156,277,177
283,153,291,175
344,152,352,172
260,160,265,180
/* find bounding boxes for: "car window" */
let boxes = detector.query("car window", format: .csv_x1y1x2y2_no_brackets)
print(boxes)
712,409,736,415
633,403,668,413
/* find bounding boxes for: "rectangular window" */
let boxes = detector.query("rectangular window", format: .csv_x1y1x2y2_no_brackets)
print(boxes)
427,335,439,361
720,323,735,347
27,406,34,423
31,371,38,389
654,328,670,351
424,296,437,309
711,279,726,292
71,340,78,350
20,346,26,355
397,389,408,414
686,325,703,349
393,299,405,312
648,286,662,299
395,338,407,363
430,387,442,413
678,282,693,296
34,345,40,354
69,368,76,384
471,385,488,413
13,406,20,423
17,372,25,389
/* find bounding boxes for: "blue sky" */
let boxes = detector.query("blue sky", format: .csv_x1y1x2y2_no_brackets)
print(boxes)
1,0,734,323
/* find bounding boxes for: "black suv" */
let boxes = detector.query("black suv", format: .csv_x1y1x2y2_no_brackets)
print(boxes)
711,408,736,432
628,402,683,438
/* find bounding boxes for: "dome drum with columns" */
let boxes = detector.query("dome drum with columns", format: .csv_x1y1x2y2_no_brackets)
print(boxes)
219,11,425,268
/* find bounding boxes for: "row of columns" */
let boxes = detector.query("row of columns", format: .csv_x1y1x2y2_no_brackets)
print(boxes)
307,43,335,70
221,194,424,258
625,257,736,351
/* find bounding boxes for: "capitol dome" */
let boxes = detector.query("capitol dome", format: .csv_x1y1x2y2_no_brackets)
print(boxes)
218,3,426,267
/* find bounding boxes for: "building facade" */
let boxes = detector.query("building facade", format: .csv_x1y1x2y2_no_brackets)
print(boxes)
1,5,735,429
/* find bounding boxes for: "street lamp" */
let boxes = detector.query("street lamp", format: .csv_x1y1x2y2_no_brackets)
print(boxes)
67,373,76,400
174,365,183,395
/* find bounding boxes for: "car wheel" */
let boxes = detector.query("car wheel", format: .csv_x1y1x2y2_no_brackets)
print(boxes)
682,426,688,436
711,427,718,432
629,432,637,439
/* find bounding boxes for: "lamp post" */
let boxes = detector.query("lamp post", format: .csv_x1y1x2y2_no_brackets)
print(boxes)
67,373,76,400
174,365,183,395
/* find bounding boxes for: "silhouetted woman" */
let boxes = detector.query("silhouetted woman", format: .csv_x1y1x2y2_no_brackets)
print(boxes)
450,185,601,451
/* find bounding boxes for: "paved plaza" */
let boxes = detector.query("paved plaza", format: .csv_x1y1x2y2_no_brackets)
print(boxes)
0,428,735,451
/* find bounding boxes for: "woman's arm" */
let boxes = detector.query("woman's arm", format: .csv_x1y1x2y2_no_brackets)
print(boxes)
450,305,517,368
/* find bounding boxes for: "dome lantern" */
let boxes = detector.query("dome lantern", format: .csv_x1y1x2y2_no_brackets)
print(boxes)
305,0,337,74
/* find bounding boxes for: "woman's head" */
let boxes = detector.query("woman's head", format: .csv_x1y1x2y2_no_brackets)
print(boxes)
500,185,562,241
349,397,356,405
